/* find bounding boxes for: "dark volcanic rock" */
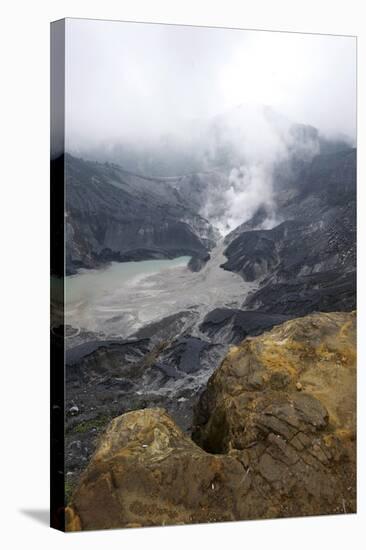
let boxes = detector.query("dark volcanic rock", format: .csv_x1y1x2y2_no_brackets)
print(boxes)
65,339,138,366
244,270,356,315
65,154,217,274
199,308,290,343
187,252,210,272
132,310,199,344
222,149,356,315
156,336,209,374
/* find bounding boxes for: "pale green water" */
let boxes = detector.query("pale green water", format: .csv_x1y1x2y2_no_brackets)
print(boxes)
63,245,255,339
65,256,191,312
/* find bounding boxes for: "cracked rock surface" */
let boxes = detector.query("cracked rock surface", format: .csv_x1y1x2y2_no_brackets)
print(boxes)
66,311,356,530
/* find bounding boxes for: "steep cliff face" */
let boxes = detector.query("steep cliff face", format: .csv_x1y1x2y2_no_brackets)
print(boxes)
65,154,217,274
222,149,356,315
66,311,356,530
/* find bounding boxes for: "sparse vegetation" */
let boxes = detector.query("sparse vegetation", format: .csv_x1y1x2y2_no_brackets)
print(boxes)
69,414,112,435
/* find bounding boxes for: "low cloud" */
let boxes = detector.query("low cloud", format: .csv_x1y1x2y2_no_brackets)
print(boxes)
64,19,356,234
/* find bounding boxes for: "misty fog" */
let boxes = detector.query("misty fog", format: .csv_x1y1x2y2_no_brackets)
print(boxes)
64,19,356,234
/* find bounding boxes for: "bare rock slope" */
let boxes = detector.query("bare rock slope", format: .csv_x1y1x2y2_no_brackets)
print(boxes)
222,148,356,315
66,311,356,530
64,154,217,274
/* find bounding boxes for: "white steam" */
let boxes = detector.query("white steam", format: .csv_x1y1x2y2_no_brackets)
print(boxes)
222,164,277,234
200,104,321,235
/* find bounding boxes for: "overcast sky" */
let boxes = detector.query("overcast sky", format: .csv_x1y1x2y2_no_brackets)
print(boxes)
65,18,356,150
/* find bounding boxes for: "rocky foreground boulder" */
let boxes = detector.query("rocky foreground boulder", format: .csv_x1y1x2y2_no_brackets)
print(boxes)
66,311,356,530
